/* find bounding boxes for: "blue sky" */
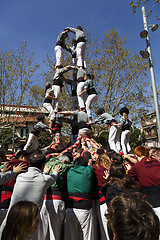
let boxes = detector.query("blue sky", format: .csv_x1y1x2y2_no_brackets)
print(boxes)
0,0,159,87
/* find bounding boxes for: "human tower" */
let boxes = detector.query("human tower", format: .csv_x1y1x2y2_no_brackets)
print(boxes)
24,26,132,155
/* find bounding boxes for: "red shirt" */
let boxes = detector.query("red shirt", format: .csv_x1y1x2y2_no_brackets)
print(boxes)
128,156,160,188
93,163,108,187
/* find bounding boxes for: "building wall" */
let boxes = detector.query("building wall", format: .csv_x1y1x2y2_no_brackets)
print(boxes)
141,111,159,148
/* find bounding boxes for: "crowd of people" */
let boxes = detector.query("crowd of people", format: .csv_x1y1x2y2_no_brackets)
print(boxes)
0,26,160,240
0,139,160,240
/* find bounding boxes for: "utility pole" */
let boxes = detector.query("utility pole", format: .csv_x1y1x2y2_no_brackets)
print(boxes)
142,6,160,143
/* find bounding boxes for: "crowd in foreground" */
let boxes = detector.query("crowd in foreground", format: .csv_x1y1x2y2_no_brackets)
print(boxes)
0,135,160,240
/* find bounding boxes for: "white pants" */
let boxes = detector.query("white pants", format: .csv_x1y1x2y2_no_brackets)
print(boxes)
85,94,98,118
71,96,78,110
121,130,131,154
72,58,77,66
43,103,55,121
108,125,121,153
76,42,87,68
64,208,94,240
54,45,62,67
52,85,61,112
77,82,87,108
23,133,38,150
41,199,65,240
96,202,110,240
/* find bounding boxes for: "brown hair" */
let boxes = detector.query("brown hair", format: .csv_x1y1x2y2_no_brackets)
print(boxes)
134,146,147,157
95,153,111,169
2,201,39,240
45,82,51,93
106,192,160,240
105,162,137,189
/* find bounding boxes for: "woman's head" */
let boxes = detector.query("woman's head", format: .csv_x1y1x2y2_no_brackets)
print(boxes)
106,162,137,189
106,193,160,240
2,201,39,240
109,162,126,180
96,153,111,169
134,146,147,157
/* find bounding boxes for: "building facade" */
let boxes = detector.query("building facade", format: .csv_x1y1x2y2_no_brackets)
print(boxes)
141,111,159,148
0,104,49,150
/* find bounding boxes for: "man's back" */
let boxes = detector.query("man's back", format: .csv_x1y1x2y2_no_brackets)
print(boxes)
9,167,57,209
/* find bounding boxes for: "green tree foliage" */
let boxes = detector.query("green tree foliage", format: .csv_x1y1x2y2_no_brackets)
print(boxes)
37,131,52,149
0,42,40,106
94,130,110,148
0,128,14,151
0,42,40,127
88,30,151,122
93,126,146,150
130,126,146,149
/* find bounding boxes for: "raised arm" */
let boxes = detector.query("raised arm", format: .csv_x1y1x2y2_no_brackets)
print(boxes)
58,111,74,116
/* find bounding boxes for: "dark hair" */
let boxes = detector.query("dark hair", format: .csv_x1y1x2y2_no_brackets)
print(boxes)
43,148,57,155
76,26,83,31
63,152,73,163
149,147,158,155
86,73,92,79
97,148,105,155
29,149,43,157
0,150,6,158
111,153,123,164
15,150,29,160
29,154,46,169
2,201,39,240
106,192,160,240
36,115,45,121
96,108,105,115
82,151,91,163
106,149,117,159
0,150,6,162
74,157,87,167
91,74,94,80
105,163,137,189
56,65,63,69
119,107,129,115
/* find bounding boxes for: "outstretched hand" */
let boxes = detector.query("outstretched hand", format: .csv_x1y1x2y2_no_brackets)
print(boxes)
43,164,52,173
13,163,27,173
103,169,110,180
52,164,62,173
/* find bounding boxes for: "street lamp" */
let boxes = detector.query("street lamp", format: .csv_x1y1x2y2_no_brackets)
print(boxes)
140,49,149,59
140,6,160,144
